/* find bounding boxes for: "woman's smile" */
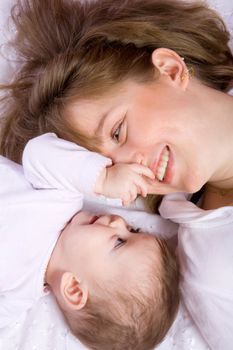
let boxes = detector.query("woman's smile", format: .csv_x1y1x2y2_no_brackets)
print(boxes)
150,146,171,182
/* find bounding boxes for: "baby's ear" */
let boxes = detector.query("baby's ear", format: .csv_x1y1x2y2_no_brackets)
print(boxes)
60,272,88,310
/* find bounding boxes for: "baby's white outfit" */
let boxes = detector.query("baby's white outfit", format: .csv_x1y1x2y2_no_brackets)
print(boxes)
160,193,233,350
0,133,175,334
0,138,111,330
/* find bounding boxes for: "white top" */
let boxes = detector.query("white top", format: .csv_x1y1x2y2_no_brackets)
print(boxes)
160,192,233,350
0,137,111,329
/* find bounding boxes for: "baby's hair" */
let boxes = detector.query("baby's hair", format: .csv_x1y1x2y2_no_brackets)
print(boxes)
0,0,233,164
57,236,179,350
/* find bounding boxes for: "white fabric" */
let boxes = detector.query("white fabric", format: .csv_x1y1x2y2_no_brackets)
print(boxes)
23,133,112,196
206,0,233,51
0,0,17,86
0,138,112,330
160,193,233,350
0,295,210,350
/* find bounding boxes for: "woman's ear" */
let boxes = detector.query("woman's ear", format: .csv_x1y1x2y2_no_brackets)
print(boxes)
151,48,189,89
60,272,88,310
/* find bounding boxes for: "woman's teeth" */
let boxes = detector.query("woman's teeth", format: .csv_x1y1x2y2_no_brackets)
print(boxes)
156,148,169,181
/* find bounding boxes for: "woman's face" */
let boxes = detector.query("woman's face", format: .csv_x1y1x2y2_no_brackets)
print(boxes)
67,76,215,194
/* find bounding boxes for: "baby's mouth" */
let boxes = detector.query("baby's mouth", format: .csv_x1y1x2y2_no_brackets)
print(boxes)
155,147,170,182
89,215,99,224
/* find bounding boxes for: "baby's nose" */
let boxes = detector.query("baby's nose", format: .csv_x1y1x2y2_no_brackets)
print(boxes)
96,214,123,226
109,215,127,228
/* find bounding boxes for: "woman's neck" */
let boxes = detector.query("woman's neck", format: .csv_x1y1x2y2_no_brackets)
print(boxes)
207,92,233,189
191,80,233,193
197,88,233,209
201,184,233,209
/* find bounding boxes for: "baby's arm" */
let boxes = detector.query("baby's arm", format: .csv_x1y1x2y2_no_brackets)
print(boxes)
23,133,112,196
23,133,154,204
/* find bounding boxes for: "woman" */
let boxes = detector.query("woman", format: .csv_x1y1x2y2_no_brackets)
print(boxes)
0,0,233,348
1,0,233,196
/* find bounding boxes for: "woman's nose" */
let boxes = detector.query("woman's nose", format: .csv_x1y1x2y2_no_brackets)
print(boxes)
111,149,145,165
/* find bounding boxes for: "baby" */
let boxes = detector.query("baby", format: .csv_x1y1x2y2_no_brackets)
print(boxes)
0,133,179,350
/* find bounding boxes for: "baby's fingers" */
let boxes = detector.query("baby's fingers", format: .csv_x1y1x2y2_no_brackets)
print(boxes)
130,164,155,180
134,176,149,197
122,187,137,206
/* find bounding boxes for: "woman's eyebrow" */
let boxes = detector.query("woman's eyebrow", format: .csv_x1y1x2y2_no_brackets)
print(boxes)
94,104,125,138
94,112,109,137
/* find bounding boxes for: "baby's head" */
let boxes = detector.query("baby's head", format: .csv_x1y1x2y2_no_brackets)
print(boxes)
46,212,179,350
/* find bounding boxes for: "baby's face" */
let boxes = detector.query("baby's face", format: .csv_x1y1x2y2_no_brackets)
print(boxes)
59,212,162,288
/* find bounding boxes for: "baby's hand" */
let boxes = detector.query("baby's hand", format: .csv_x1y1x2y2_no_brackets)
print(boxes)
95,163,155,206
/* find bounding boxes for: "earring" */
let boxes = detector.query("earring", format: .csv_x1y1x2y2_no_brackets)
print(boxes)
181,66,195,81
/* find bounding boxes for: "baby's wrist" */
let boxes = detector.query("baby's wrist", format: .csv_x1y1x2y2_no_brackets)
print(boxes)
95,167,107,195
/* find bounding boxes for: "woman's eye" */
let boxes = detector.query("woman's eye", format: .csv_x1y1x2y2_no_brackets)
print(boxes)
112,122,122,143
114,237,126,248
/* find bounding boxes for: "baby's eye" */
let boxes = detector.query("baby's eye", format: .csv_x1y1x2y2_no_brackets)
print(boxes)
112,122,122,143
114,237,126,248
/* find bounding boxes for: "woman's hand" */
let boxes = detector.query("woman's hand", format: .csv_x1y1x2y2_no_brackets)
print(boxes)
95,163,155,206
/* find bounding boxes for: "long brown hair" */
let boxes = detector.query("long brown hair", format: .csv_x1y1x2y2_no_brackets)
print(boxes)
0,0,232,163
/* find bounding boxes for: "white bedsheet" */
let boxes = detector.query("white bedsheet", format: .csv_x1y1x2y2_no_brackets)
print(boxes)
0,0,232,349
